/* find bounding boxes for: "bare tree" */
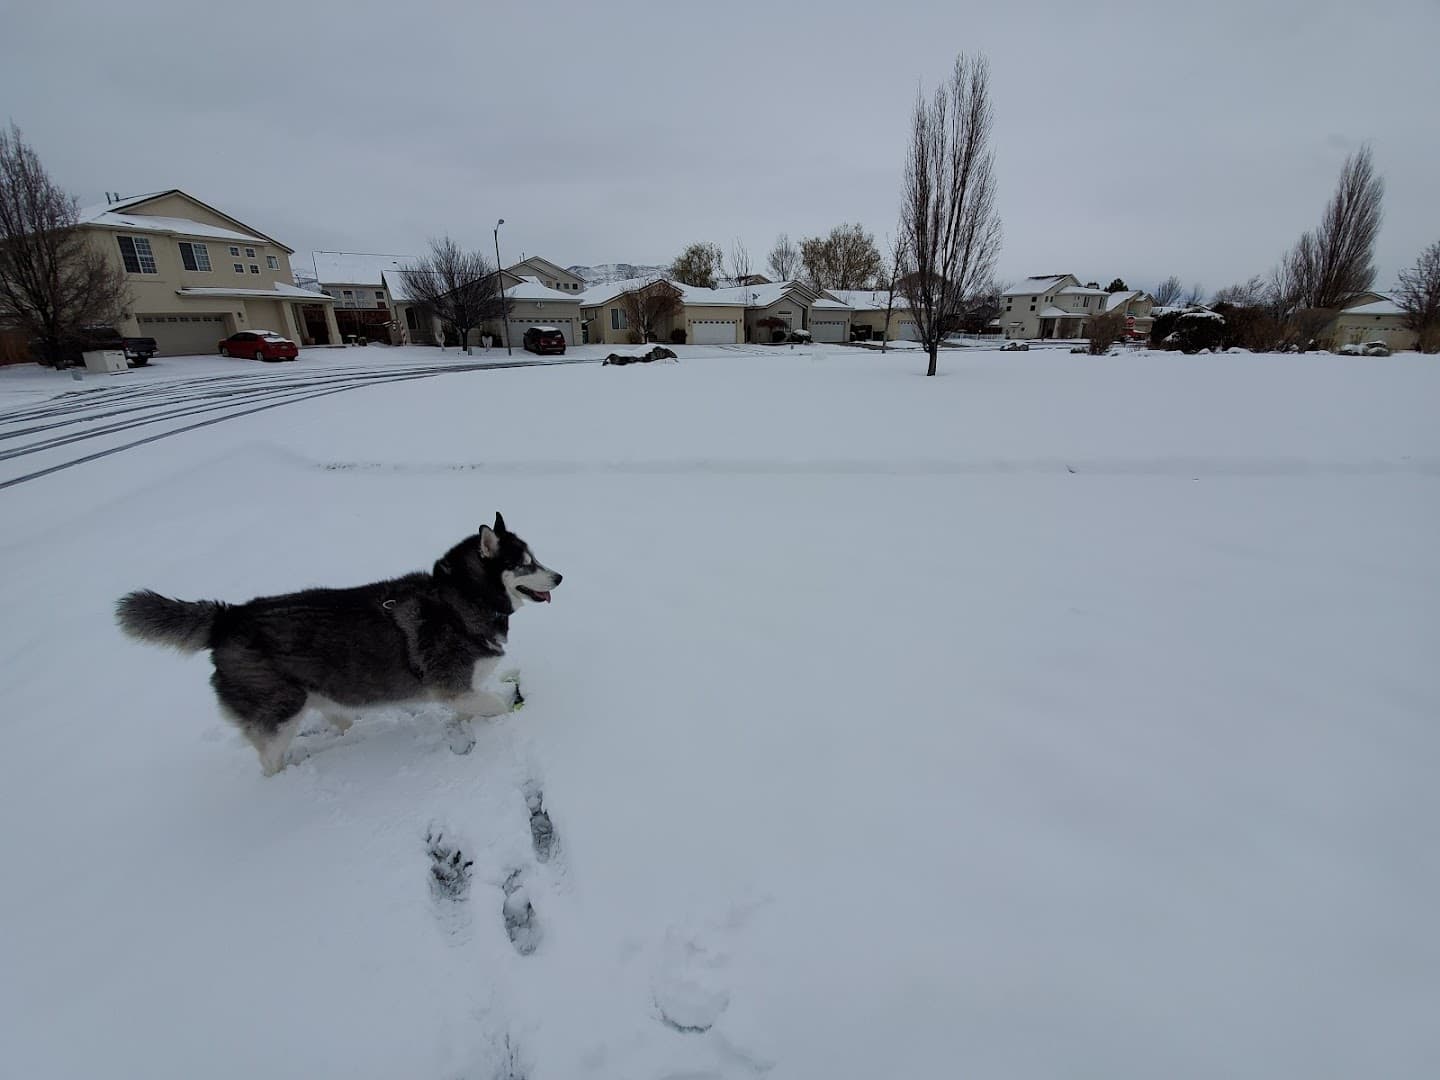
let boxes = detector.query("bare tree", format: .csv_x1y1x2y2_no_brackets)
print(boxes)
1211,275,1268,307
766,233,799,281
1282,145,1384,311
1151,276,1183,306
0,123,129,366
1087,310,1125,355
1395,240,1440,352
725,237,753,287
670,241,723,288
898,53,1002,376
402,236,503,354
1181,281,1207,307
619,278,683,343
879,232,908,352
800,223,884,291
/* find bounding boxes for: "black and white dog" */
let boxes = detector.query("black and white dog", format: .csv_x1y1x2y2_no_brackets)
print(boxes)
116,513,562,775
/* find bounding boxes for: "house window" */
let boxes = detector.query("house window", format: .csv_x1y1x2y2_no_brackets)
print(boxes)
1083,296,1090,307
342,289,353,297
229,246,240,257
375,290,385,299
117,235,157,274
611,308,628,330
179,241,211,272
233,263,245,273
248,264,260,274
267,256,280,270
245,247,256,258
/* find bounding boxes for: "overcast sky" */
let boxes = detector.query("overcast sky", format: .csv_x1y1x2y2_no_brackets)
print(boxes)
4,0,1436,293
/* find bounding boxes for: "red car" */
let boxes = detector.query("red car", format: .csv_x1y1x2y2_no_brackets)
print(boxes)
219,330,299,362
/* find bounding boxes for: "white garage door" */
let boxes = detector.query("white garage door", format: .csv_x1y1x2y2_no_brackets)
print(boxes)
139,313,229,356
810,319,847,343
897,319,919,341
509,318,574,346
690,320,737,345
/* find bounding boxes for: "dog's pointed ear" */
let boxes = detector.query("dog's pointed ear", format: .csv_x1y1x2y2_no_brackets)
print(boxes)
493,511,507,534
478,525,500,559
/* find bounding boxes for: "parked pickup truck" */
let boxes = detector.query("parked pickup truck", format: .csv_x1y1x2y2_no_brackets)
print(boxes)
50,325,158,367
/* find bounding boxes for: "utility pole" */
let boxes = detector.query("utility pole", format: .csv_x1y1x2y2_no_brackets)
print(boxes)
494,219,512,356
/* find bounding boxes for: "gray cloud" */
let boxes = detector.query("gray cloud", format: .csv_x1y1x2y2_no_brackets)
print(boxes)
4,0,1436,295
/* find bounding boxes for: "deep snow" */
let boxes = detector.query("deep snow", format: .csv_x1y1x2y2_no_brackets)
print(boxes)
1,345,1436,1079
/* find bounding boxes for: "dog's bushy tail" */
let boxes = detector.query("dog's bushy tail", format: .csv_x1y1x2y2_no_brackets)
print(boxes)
115,590,222,653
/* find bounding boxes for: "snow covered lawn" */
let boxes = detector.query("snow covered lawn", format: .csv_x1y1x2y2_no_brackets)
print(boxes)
1,347,1436,1078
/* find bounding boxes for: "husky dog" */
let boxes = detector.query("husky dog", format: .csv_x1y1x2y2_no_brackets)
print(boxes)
115,513,562,775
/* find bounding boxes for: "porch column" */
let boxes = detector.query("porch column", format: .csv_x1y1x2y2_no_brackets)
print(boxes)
279,302,302,342
323,304,342,347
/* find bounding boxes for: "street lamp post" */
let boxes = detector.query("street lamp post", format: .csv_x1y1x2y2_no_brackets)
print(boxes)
494,218,512,356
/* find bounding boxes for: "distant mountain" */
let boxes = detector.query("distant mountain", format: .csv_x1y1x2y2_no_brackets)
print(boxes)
566,262,668,285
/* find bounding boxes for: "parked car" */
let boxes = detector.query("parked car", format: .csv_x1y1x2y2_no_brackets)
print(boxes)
522,326,566,355
43,325,158,368
219,330,299,362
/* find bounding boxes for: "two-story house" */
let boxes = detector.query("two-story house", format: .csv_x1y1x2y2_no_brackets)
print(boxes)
506,256,588,294
311,251,417,342
79,191,340,355
1000,275,1111,340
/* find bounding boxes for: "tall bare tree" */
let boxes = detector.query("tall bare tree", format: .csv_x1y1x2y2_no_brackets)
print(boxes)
402,236,503,354
0,123,129,366
670,241,723,288
766,233,799,281
1282,145,1384,311
879,232,908,352
1211,275,1268,307
1151,276,1183,306
800,223,884,291
725,237,753,287
1395,240,1440,352
1181,281,1207,306
619,278,683,343
898,53,1001,376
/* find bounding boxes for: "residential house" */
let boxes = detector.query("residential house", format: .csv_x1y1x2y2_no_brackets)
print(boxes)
579,278,749,345
1000,275,1111,339
506,256,588,294
825,289,917,341
311,251,416,342
385,269,582,348
78,190,340,355
1102,290,1156,340
1323,293,1417,350
711,281,834,343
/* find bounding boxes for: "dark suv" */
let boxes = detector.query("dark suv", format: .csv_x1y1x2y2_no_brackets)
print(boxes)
45,325,158,367
522,326,566,355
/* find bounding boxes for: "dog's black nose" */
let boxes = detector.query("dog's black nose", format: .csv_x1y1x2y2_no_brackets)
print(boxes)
552,573,563,586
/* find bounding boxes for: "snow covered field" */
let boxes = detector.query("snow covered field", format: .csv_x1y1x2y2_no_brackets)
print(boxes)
1,345,1436,1079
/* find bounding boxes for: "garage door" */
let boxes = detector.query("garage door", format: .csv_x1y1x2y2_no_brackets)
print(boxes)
690,319,737,345
139,313,229,356
509,318,574,346
897,320,919,341
810,319,847,343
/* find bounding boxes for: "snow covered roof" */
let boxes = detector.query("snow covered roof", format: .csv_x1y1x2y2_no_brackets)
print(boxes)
578,277,750,309
1007,275,1069,295
79,207,268,245
1341,297,1404,316
311,251,417,287
810,298,851,311
1038,305,1085,318
505,277,582,303
1056,284,1109,297
1105,290,1142,311
578,276,673,306
825,289,891,310
381,269,418,303
176,283,334,302
708,281,819,308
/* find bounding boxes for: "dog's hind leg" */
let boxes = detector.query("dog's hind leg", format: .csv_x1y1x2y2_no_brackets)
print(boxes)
213,658,309,775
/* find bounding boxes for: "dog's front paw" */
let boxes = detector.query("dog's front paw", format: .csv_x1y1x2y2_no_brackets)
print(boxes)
499,670,525,711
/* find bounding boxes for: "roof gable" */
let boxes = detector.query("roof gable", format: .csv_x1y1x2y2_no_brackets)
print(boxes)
80,190,292,252
508,255,585,285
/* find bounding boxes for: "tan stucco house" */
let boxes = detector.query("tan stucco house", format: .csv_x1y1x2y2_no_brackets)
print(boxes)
79,190,339,355
1000,275,1111,339
506,256,587,294
1102,289,1155,339
579,279,749,346
825,289,917,341
1323,293,1418,350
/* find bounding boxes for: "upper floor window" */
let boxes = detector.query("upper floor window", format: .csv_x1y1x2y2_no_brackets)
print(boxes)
266,255,280,270
374,290,385,300
179,241,212,272
244,247,257,258
233,263,245,273
117,235,157,274
229,246,240,257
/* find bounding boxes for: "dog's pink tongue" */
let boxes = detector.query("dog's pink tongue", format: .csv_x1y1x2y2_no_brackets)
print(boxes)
533,591,551,603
